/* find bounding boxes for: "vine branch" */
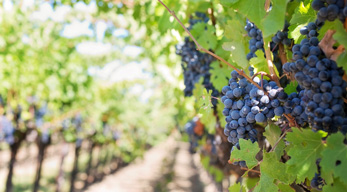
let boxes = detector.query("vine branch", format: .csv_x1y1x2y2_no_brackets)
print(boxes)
157,0,263,90
264,42,281,87
269,129,288,153
278,43,288,65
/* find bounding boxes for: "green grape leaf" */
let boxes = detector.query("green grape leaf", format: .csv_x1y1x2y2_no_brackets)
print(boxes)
337,52,347,72
253,173,279,192
286,129,327,183
232,0,266,28
223,41,248,70
261,0,289,38
223,18,248,70
332,20,347,71
284,81,298,95
288,24,306,44
317,21,336,40
210,61,230,91
197,88,216,134
322,178,347,192
190,22,217,50
217,100,227,128
289,1,316,25
261,151,295,184
230,139,260,168
278,183,295,192
264,123,285,159
244,177,260,191
321,132,347,184
333,20,347,48
249,50,268,74
229,182,246,192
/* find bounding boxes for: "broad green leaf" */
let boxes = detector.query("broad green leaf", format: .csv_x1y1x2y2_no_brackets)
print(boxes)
289,1,316,25
217,101,227,128
321,132,347,184
253,173,279,192
288,24,306,44
223,41,248,70
196,88,216,134
190,22,217,50
264,123,285,159
261,151,295,184
230,139,260,168
322,178,347,192
232,0,266,28
229,182,246,192
249,50,268,74
278,183,295,192
286,129,327,183
332,20,347,71
284,82,298,95
244,177,260,191
210,61,230,91
337,52,347,72
223,18,248,70
261,0,290,38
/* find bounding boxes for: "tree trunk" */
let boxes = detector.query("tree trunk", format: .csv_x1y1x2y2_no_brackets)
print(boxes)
83,142,95,189
5,131,26,192
69,144,81,192
33,141,48,192
56,143,69,192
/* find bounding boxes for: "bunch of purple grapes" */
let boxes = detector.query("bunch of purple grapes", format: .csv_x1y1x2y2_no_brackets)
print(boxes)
175,13,219,101
0,116,15,145
312,0,347,22
283,22,347,133
245,20,263,60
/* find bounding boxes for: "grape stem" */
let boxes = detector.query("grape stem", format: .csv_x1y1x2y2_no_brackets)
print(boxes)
278,43,288,65
240,167,261,174
251,71,272,81
208,3,216,28
269,129,288,153
264,42,281,87
157,0,263,90
210,96,220,100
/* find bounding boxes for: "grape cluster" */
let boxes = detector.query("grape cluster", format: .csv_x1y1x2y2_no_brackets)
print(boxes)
311,159,325,190
283,22,347,133
0,116,15,145
272,21,292,46
222,67,293,144
299,22,321,39
245,20,263,60
282,91,309,127
176,13,219,100
312,0,347,22
184,119,200,153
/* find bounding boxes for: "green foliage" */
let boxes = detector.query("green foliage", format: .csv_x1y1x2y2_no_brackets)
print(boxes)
230,139,260,168
286,129,327,183
223,14,249,70
229,183,246,192
261,0,290,38
191,22,218,50
210,61,230,91
321,133,347,185
264,124,285,159
284,82,299,95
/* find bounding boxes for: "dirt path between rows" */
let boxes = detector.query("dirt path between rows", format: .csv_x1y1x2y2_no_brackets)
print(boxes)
85,137,221,192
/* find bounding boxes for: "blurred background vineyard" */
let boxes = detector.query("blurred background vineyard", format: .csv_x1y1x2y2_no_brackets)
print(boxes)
0,0,202,191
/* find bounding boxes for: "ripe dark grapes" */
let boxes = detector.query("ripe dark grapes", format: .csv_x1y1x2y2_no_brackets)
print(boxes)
176,13,219,102
283,22,347,133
